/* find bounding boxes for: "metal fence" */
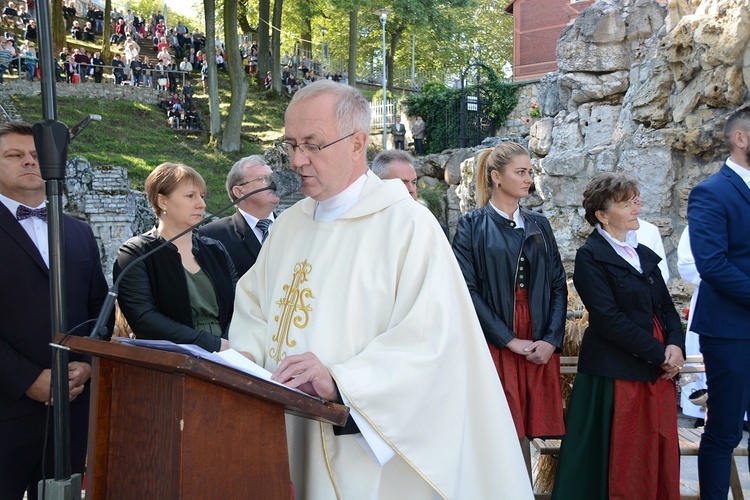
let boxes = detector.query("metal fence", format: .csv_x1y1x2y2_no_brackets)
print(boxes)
370,99,400,129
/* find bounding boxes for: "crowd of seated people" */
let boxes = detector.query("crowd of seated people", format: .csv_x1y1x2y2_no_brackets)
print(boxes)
0,1,286,94
1,0,343,95
162,87,200,131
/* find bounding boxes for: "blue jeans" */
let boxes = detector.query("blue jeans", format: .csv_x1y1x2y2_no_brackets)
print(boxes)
0,64,6,83
25,62,35,80
698,336,750,500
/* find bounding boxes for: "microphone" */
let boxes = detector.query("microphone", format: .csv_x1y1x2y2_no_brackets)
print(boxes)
69,114,102,142
88,169,301,340
269,169,302,197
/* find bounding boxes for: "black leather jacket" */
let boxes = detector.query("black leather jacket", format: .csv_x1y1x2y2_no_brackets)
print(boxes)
114,227,238,352
452,205,568,350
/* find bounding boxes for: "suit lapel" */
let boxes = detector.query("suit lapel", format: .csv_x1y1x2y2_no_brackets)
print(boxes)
233,211,261,259
0,202,49,274
721,164,750,206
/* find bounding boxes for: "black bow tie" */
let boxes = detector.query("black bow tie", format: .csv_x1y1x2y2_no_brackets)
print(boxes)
16,205,47,223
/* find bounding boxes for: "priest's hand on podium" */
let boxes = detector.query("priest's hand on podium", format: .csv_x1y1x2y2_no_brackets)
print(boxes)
271,352,337,401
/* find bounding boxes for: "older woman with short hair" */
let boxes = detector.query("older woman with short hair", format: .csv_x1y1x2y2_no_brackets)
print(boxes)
552,172,685,500
114,163,237,352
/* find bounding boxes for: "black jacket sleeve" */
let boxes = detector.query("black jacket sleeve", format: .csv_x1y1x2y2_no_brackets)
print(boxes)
452,216,515,348
115,241,222,353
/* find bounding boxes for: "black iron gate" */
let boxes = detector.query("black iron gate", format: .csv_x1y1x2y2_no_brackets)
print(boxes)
460,63,496,149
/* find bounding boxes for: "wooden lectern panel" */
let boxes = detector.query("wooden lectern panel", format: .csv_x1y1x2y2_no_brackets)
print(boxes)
87,358,289,498
60,336,348,499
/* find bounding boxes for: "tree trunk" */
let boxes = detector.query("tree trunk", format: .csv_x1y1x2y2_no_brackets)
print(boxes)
348,9,357,87
257,0,270,90
102,0,112,61
301,20,312,58
204,0,222,143
222,0,249,153
237,0,253,35
388,29,402,92
271,0,283,94
51,0,65,53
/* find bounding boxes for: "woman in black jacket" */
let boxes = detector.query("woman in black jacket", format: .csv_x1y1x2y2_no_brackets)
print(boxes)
114,163,237,352
452,142,567,458
552,173,684,500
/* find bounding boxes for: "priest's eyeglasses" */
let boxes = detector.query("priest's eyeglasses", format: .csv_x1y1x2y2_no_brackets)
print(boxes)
277,132,356,157
236,175,271,187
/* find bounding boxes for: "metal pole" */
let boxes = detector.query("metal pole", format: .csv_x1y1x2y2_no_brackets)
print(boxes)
381,14,387,149
33,0,77,496
411,34,415,89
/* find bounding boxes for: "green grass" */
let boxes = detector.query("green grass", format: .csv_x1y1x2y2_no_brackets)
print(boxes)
9,76,289,211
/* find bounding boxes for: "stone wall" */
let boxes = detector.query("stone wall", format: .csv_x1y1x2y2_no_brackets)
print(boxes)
1,81,162,104
500,80,541,137
65,158,154,283
448,0,750,304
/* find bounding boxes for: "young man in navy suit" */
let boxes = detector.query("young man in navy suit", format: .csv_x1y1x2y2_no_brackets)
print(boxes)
688,106,750,500
0,122,109,499
200,155,279,277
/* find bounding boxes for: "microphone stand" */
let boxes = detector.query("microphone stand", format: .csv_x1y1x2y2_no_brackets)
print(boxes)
31,0,79,496
89,184,276,341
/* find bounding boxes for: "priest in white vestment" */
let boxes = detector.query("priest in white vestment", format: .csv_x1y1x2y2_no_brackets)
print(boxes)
229,80,533,499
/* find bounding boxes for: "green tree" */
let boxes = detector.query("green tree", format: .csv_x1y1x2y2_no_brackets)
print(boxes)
102,0,112,61
52,0,64,52
271,0,284,93
238,0,254,34
257,0,271,90
348,8,358,87
222,0,249,152
204,0,222,141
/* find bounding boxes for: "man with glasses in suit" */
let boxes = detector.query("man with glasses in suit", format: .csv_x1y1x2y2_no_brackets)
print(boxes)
200,155,279,277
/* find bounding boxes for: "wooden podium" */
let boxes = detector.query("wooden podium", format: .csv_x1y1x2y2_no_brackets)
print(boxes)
61,336,349,499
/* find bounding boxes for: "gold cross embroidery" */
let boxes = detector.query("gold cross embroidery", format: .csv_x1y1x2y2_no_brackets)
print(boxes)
270,260,314,363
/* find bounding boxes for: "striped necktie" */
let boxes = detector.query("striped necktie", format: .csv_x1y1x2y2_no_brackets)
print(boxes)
255,219,272,243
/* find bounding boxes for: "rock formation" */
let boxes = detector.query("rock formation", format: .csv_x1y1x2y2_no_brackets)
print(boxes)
466,0,750,290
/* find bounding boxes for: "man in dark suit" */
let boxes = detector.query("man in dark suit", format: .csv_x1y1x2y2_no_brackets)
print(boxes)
390,116,405,150
0,122,109,499
688,106,750,500
200,155,279,277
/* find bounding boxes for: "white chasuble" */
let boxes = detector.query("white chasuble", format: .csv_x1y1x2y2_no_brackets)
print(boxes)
229,174,533,499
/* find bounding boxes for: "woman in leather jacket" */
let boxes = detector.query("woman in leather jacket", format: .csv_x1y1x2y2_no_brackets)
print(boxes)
114,163,237,352
452,143,567,458
552,173,684,499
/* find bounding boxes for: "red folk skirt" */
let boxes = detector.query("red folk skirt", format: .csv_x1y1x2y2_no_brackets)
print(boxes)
608,318,680,499
551,316,680,500
488,287,565,439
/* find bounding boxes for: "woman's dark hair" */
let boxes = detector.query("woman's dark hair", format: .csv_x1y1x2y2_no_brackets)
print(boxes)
582,172,640,226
